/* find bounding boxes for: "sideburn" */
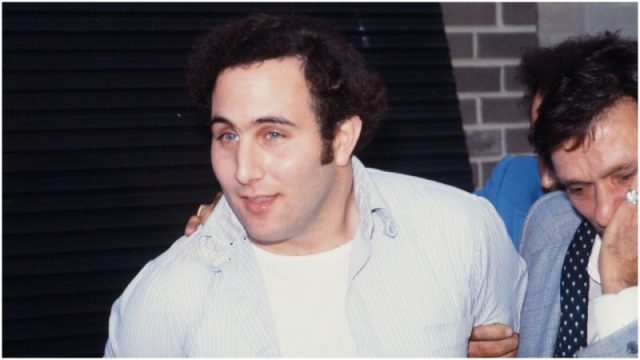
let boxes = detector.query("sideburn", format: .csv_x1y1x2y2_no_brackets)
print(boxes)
318,116,338,165
320,137,334,165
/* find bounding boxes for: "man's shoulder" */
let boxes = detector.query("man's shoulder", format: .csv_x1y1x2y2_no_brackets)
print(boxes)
145,234,204,272
475,155,540,198
364,167,498,229
519,191,582,255
353,158,481,212
491,155,538,176
105,235,221,356
494,155,541,194
522,191,581,236
121,234,215,302
365,167,478,204
527,190,576,217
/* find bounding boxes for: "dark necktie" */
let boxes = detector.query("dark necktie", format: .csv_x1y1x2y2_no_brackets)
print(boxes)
553,220,596,358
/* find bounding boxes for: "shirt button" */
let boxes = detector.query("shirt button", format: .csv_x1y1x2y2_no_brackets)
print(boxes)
626,341,638,354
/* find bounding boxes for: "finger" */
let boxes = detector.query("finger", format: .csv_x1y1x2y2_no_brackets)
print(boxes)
197,192,223,223
184,215,202,236
469,323,513,341
198,203,214,222
606,193,638,242
468,336,518,358
499,350,517,358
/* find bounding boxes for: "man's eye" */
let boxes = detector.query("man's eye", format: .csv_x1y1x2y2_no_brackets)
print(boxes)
567,187,583,196
265,131,283,140
217,132,238,142
619,172,635,181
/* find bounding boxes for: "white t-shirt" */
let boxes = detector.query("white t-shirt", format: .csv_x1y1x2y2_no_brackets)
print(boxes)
253,241,358,357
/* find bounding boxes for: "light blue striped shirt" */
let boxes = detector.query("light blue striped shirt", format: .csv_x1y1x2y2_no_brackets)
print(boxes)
105,157,527,357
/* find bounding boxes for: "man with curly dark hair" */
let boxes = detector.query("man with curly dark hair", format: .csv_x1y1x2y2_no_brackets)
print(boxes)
104,13,526,357
474,32,627,250
518,32,637,358
477,32,637,358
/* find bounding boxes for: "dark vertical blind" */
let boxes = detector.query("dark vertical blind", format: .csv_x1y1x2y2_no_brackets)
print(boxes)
3,3,471,357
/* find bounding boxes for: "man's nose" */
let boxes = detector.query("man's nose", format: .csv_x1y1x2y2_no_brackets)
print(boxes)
594,184,626,229
235,141,264,185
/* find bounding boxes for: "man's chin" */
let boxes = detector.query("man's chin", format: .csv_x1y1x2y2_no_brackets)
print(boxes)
249,236,289,247
229,205,276,236
243,225,289,245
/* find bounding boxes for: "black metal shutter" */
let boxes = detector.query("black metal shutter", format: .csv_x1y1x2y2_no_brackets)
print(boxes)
3,3,471,357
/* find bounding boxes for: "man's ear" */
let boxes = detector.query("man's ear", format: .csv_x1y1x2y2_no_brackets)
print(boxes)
333,116,363,167
537,156,558,191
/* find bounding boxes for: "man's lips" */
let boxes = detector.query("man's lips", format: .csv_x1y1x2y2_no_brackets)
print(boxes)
240,194,278,214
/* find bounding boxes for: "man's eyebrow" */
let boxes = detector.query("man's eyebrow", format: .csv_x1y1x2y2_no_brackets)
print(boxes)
559,163,637,187
559,179,589,188
209,115,297,128
210,115,232,126
608,163,637,175
254,116,297,127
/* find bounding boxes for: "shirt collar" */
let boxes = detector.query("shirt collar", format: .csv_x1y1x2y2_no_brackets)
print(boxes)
351,156,398,239
196,195,246,270
587,234,602,284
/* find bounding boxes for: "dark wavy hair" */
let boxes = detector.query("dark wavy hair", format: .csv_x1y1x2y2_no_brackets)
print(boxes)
526,32,637,170
187,13,387,164
518,32,629,112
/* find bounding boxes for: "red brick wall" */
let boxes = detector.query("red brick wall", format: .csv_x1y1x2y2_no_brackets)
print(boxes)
442,3,538,188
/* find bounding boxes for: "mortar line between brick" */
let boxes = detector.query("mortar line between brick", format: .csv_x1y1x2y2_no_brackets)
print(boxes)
500,128,506,156
496,3,504,27
477,96,483,123
472,32,478,58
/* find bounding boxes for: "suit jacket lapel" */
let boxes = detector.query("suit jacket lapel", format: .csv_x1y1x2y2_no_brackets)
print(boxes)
519,192,583,357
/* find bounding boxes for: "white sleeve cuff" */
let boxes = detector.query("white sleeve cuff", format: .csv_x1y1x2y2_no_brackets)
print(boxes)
592,286,638,342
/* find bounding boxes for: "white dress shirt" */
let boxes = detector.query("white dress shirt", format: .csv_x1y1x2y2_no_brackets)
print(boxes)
587,235,638,343
104,157,527,357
